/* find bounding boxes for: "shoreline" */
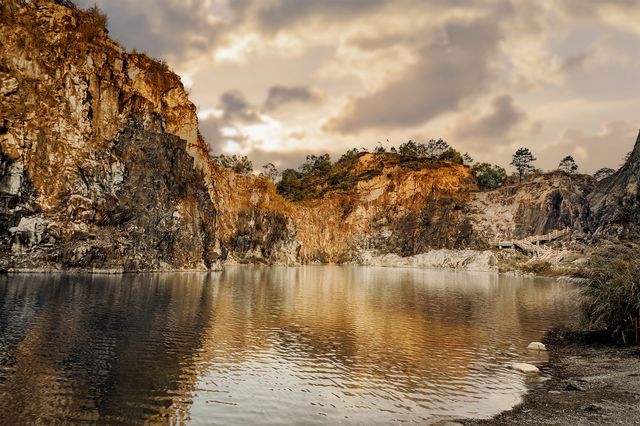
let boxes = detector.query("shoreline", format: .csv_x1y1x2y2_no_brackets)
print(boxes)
461,329,640,425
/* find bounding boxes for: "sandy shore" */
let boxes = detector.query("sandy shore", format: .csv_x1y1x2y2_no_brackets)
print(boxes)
461,330,640,425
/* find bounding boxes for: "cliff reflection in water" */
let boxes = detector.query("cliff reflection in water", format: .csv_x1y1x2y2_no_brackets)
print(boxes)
0,267,577,424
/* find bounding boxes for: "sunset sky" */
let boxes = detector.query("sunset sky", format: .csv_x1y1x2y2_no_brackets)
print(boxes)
75,0,640,173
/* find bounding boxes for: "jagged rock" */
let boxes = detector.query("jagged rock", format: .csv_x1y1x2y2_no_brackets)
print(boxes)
0,76,19,96
2,1,640,272
589,131,640,239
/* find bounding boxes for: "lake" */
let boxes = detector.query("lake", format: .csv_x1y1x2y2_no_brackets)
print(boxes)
0,266,578,424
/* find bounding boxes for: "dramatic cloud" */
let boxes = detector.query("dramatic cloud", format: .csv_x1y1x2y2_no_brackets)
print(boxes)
323,15,502,134
540,121,638,173
219,90,263,124
263,85,322,111
254,0,389,33
73,0,640,171
451,95,534,148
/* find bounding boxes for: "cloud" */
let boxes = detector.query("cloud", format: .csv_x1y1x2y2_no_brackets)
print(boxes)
219,90,263,124
323,15,502,134
263,85,322,111
451,95,534,147
540,121,638,173
254,0,388,34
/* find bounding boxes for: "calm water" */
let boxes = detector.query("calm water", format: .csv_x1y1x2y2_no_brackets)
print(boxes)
0,266,577,424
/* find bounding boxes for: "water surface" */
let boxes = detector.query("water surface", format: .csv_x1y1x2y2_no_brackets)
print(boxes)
0,266,577,424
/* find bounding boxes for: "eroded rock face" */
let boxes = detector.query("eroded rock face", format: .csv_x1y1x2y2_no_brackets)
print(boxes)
2,1,638,272
469,172,594,241
589,131,640,239
0,1,218,271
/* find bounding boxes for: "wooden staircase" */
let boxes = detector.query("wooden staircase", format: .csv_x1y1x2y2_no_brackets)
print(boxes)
493,228,569,256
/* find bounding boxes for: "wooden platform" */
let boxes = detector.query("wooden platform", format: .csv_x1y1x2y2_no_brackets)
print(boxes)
492,228,569,256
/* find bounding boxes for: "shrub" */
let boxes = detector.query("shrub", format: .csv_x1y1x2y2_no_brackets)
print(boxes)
472,162,507,190
581,245,640,344
211,154,253,174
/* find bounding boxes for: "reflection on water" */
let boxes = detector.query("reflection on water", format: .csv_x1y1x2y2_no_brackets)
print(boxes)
0,266,577,424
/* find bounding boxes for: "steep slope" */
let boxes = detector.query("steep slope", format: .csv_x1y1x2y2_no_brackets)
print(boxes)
469,172,593,242
0,1,219,271
2,1,637,273
588,131,640,239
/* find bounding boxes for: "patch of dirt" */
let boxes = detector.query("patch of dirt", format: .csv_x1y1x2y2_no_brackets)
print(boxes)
462,330,640,425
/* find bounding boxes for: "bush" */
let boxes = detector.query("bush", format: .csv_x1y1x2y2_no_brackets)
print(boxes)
472,162,507,190
211,154,253,174
581,245,640,344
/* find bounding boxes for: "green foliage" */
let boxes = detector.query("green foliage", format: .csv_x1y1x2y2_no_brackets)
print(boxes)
439,148,464,164
300,154,331,176
425,139,450,159
211,154,253,174
581,244,640,344
276,139,464,201
558,155,578,174
510,147,536,182
472,162,507,190
398,140,420,157
594,167,615,181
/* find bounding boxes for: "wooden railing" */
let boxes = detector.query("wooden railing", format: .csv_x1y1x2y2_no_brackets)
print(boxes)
491,228,570,256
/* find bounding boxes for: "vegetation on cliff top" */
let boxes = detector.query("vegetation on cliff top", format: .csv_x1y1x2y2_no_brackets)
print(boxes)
275,140,470,201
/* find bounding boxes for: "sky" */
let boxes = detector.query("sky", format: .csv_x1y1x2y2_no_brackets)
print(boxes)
75,0,640,174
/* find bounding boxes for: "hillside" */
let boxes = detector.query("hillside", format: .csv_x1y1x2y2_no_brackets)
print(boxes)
1,1,639,272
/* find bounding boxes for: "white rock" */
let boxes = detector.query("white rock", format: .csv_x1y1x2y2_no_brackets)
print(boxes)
510,362,540,374
527,342,547,351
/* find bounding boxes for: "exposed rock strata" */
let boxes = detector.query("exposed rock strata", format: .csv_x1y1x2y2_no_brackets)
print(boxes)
1,1,639,272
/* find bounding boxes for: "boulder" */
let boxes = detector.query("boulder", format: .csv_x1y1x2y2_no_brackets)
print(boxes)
510,362,541,374
527,342,547,351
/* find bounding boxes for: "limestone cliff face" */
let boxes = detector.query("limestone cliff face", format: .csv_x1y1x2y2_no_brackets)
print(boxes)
289,154,478,262
2,1,638,272
0,1,218,271
468,172,593,242
588,131,640,239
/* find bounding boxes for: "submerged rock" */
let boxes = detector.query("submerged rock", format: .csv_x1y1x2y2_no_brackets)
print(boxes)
510,363,541,374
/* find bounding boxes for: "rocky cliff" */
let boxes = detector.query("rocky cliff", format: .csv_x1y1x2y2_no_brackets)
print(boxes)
1,1,638,272
0,0,219,271
588,131,640,240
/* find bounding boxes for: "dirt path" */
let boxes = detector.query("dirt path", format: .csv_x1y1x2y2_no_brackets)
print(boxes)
462,331,640,425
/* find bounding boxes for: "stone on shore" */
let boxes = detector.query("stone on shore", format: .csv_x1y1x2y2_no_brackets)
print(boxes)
527,342,547,351
510,362,541,374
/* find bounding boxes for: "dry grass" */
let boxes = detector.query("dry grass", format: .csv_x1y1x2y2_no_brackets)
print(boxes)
78,5,107,42
580,243,640,345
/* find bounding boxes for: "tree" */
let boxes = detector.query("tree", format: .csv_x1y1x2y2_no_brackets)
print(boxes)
439,148,464,164
338,148,359,164
211,154,253,174
510,147,536,182
558,155,578,174
398,140,419,157
261,163,279,181
374,143,386,154
593,167,615,181
472,163,507,190
425,139,450,159
300,154,331,176
463,153,474,165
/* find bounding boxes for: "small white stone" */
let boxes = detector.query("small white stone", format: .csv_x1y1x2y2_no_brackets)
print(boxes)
527,342,547,351
510,362,541,374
